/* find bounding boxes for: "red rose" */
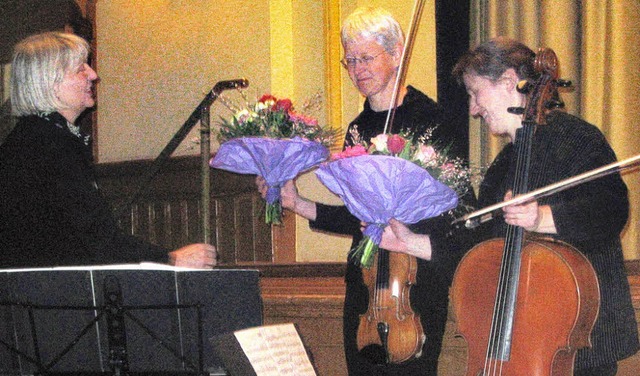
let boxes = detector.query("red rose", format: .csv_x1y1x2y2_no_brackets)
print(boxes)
258,94,277,103
275,98,293,112
387,134,406,154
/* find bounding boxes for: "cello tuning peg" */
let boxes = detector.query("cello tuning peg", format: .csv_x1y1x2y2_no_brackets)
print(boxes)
556,79,572,88
546,99,565,109
507,107,526,115
546,90,565,109
516,80,533,94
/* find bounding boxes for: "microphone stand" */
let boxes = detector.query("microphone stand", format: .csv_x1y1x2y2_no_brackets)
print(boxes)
116,79,249,244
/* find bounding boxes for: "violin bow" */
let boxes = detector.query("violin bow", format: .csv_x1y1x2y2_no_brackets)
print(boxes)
383,0,425,134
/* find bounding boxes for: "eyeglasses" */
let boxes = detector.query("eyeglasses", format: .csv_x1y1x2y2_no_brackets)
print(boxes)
340,51,386,69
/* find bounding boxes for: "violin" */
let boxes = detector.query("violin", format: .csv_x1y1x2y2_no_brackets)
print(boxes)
356,0,427,364
358,250,425,363
451,48,600,375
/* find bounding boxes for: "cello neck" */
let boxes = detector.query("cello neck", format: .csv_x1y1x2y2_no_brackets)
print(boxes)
487,123,535,361
486,48,561,361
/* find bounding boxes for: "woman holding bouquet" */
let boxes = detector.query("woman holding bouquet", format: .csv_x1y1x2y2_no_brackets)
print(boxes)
258,7,474,375
448,37,639,375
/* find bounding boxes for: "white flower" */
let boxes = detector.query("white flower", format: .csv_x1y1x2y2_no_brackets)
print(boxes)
255,101,269,111
370,133,389,152
234,109,257,124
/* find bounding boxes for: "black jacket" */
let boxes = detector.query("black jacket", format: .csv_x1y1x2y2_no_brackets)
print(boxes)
475,110,639,368
0,113,166,268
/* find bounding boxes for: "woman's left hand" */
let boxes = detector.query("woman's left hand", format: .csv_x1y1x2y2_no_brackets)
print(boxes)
168,243,217,268
378,219,411,253
502,190,541,231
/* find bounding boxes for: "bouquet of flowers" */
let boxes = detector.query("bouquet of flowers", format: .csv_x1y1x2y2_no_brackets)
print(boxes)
316,131,472,268
210,93,333,225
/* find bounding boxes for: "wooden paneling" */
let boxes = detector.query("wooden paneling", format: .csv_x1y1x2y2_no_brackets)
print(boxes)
259,264,346,376
95,156,274,264
258,262,640,376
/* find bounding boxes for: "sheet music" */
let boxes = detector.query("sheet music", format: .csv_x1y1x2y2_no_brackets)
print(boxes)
233,323,316,376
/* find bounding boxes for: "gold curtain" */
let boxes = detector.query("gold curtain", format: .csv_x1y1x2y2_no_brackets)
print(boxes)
470,0,640,259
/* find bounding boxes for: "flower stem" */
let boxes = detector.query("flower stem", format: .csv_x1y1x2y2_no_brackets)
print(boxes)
266,201,283,225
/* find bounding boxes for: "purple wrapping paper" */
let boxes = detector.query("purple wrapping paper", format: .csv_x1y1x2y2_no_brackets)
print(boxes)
209,137,329,203
315,155,458,225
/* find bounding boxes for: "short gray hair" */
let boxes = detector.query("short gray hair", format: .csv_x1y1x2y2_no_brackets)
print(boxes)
10,32,89,116
341,7,405,53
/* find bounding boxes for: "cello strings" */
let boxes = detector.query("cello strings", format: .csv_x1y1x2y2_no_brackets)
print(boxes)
484,123,534,375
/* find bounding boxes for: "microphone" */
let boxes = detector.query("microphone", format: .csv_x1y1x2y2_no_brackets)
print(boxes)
212,78,249,93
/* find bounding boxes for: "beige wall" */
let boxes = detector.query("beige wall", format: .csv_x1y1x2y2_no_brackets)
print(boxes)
95,0,438,262
96,0,271,162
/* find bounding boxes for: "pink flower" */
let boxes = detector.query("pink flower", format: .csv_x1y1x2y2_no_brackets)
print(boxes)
415,144,437,164
440,162,457,178
289,111,318,126
330,145,368,160
387,134,406,154
442,163,456,171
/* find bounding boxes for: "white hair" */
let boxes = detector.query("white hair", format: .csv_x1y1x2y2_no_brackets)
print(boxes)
341,7,405,53
10,32,89,116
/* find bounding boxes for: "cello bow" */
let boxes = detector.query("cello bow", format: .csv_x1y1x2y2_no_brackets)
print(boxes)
452,153,640,228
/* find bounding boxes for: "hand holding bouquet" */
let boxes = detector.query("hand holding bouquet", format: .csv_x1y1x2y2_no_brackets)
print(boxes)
316,131,472,268
210,93,333,225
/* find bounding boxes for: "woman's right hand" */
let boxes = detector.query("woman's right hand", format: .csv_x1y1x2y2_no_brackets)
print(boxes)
255,176,316,220
255,177,298,210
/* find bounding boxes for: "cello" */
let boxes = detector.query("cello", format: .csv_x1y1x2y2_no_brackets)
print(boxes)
451,48,600,375
356,0,427,364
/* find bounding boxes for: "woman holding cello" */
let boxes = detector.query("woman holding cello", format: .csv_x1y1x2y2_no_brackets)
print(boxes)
386,37,639,375
452,37,639,375
257,7,474,375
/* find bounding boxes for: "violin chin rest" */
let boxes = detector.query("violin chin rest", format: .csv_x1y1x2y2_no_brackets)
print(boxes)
359,344,387,365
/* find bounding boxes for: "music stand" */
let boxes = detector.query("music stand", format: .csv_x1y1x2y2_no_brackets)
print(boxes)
0,264,262,375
